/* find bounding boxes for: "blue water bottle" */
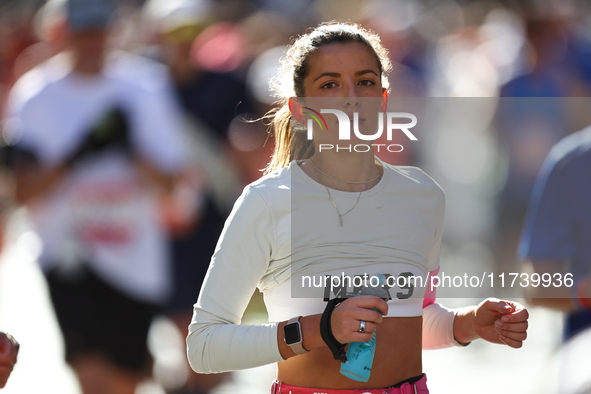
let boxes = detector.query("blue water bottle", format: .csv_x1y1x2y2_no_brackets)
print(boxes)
339,275,389,382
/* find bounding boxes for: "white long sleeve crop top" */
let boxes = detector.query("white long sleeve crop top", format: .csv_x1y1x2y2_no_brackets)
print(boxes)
187,158,459,374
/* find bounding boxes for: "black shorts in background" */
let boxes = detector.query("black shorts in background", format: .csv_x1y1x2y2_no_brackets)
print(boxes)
45,265,158,374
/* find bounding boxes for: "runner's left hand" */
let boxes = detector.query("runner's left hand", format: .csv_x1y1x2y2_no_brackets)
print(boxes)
474,298,529,348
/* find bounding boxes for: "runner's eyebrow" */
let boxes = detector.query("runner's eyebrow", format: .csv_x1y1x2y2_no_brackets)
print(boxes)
313,72,340,82
356,70,379,77
313,70,379,82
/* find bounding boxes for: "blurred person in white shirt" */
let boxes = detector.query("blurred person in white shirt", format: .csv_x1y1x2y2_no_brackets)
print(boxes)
2,0,187,393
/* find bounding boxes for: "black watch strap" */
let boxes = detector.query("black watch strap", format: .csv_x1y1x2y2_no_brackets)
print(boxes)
320,298,347,362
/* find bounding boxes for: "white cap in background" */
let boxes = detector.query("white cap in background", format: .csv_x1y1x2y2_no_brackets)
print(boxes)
143,0,212,33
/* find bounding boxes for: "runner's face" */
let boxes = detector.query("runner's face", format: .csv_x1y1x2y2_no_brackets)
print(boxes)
300,42,386,143
66,28,109,70
302,42,384,98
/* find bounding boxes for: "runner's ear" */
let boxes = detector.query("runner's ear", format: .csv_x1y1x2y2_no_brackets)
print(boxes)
381,89,389,113
288,98,305,124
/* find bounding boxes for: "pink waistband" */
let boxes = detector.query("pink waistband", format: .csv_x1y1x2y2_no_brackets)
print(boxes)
270,374,429,394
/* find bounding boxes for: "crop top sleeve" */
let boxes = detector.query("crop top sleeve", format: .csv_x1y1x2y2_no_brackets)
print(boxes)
421,269,469,349
186,186,284,374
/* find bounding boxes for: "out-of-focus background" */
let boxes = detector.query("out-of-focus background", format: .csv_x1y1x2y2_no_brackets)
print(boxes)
1,0,591,393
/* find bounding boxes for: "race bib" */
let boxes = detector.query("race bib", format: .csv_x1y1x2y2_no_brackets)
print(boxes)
72,181,139,244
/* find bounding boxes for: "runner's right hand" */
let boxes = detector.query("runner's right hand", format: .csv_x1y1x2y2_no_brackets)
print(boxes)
330,296,387,344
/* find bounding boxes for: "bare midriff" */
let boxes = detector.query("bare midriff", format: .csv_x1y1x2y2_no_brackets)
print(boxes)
277,316,423,389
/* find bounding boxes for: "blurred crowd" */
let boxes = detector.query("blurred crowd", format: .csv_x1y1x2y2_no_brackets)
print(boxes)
1,0,591,393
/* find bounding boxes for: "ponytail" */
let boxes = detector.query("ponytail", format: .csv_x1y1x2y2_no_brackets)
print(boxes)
264,101,314,174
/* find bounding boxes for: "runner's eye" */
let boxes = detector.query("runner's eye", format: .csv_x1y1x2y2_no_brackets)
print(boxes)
321,82,338,89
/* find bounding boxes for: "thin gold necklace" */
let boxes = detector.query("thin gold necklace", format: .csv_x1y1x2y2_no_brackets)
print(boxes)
324,185,361,227
309,157,380,184
309,161,364,227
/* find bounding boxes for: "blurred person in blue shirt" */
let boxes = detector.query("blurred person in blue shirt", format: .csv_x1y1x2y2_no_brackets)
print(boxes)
496,13,591,274
142,1,252,392
519,126,591,340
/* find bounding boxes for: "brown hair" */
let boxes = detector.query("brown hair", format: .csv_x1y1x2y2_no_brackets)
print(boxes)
264,22,392,174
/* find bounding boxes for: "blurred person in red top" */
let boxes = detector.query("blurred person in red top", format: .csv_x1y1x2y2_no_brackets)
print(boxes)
0,331,19,388
2,0,187,393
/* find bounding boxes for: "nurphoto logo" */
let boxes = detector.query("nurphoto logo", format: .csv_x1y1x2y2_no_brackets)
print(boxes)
304,109,418,153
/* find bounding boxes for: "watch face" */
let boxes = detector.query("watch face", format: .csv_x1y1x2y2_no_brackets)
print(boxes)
284,322,302,345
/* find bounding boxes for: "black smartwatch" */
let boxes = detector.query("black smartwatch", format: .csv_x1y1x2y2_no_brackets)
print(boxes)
284,316,308,355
